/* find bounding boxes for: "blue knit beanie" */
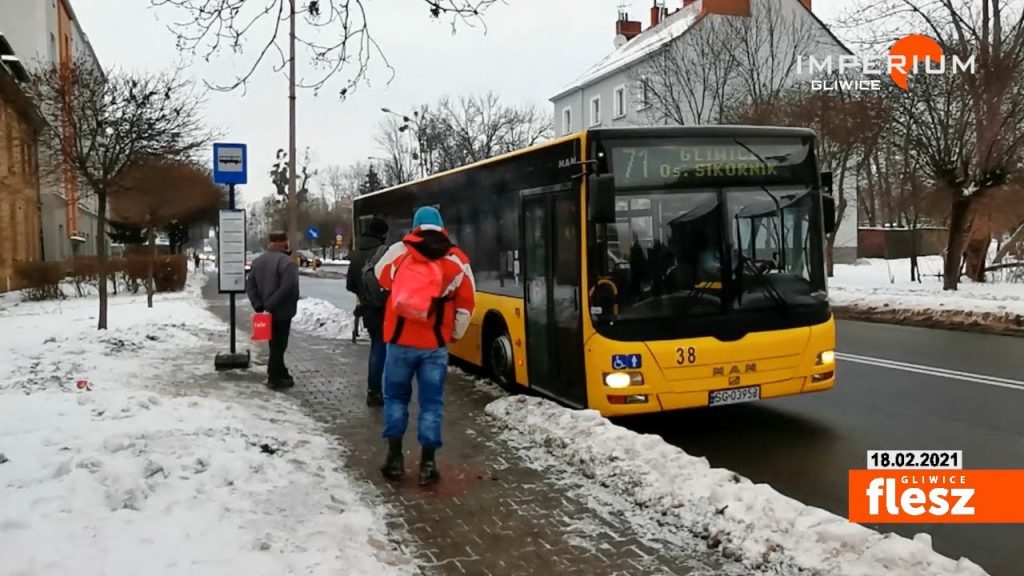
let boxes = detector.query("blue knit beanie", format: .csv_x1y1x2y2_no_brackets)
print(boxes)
412,206,444,229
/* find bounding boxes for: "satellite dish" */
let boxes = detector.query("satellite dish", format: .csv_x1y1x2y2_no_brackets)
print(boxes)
614,33,628,48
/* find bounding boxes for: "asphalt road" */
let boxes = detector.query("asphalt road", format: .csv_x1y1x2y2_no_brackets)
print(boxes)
623,320,1024,576
300,272,357,312
296,275,1023,575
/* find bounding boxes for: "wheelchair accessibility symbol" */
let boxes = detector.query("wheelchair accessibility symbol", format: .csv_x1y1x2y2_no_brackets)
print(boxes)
612,354,642,370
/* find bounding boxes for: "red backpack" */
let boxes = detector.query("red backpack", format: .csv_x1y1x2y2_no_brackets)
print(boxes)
391,250,445,321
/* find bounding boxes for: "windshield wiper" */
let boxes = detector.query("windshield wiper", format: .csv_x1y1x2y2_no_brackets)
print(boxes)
732,139,792,312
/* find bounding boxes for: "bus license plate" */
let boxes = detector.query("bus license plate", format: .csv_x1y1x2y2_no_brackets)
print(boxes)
709,386,761,406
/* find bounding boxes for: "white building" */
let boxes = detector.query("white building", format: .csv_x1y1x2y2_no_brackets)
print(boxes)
550,0,858,262
0,0,104,262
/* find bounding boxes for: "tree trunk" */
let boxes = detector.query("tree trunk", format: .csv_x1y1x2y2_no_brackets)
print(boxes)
97,192,109,330
147,224,156,308
993,222,1024,264
909,214,920,283
963,213,991,283
943,197,975,290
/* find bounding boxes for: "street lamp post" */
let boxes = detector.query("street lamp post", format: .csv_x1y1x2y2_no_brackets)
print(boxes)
382,107,427,178
287,0,299,254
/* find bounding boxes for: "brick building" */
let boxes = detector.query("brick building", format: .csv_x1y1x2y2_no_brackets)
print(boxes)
0,35,44,291
0,0,104,263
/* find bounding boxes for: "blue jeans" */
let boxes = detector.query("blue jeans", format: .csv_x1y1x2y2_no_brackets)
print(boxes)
382,344,448,449
368,337,386,396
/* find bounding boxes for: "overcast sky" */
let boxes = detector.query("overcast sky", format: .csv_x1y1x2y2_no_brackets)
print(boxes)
72,0,847,205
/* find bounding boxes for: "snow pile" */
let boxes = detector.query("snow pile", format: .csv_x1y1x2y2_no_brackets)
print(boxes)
831,256,1024,314
485,396,989,576
0,280,414,575
830,256,1024,332
293,297,355,339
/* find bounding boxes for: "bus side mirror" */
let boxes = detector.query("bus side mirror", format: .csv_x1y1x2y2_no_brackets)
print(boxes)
820,171,834,195
588,174,616,223
822,194,836,235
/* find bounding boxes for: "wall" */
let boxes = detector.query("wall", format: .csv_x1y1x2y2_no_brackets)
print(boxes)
0,0,103,262
0,71,43,291
858,227,947,259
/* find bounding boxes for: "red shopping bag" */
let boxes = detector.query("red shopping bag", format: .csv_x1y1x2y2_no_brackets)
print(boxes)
252,313,272,341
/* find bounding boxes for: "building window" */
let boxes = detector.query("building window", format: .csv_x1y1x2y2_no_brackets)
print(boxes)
638,76,651,110
590,96,601,127
613,86,626,119
562,106,572,135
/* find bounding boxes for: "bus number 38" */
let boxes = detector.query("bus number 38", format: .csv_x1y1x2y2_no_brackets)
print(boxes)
676,347,697,365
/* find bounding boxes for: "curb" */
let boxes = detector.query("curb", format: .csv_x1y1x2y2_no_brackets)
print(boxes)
832,305,1024,338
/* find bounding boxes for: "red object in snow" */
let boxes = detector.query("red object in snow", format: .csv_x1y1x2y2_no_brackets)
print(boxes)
75,379,91,391
251,313,272,341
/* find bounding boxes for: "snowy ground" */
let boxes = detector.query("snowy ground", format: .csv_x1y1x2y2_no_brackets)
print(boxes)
0,276,415,576
486,396,989,576
829,256,1024,332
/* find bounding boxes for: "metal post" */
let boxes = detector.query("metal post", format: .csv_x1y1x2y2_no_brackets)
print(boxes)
229,182,237,355
286,0,298,253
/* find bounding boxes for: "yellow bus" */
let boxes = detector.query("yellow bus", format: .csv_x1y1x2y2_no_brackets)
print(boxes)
354,126,837,416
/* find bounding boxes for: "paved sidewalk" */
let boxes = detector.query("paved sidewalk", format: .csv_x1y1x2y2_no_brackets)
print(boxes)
204,284,732,575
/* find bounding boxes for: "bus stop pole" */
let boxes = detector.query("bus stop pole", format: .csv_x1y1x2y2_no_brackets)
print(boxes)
229,182,237,355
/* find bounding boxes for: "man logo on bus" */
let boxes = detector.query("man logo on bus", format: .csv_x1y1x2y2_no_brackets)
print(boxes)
799,34,975,92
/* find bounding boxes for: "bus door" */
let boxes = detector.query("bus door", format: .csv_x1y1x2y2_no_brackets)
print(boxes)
521,186,587,407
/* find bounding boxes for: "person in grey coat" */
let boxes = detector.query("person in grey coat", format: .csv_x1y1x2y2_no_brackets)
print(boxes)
246,231,300,389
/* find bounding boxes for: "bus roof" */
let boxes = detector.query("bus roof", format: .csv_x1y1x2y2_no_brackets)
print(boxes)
355,125,817,202
588,125,818,140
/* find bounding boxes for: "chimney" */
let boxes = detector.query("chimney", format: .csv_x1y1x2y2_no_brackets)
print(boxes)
700,0,750,17
650,1,667,28
799,0,812,10
616,11,642,42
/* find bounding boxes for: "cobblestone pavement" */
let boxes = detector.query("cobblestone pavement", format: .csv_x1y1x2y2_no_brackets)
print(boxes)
204,283,736,576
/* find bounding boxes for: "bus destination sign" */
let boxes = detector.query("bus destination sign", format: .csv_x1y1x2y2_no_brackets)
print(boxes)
609,140,811,188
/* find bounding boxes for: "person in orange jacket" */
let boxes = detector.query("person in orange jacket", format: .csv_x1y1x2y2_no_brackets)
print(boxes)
373,206,475,485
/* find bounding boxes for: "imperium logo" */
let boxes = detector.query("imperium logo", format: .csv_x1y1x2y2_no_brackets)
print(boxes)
797,34,976,92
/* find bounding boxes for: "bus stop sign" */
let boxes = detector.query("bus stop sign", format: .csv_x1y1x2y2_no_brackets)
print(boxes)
213,143,248,185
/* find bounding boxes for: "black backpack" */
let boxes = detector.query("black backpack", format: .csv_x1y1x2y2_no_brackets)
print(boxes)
360,245,389,308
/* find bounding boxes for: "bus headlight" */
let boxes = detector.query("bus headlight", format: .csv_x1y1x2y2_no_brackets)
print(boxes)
816,350,835,366
604,372,644,388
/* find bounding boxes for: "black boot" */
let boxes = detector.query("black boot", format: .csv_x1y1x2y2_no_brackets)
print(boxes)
418,447,440,486
380,438,404,481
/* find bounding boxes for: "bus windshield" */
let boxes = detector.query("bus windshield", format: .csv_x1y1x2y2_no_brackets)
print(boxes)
588,138,828,340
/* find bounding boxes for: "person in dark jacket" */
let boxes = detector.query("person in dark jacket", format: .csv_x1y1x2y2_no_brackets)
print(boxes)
346,217,390,406
246,231,300,389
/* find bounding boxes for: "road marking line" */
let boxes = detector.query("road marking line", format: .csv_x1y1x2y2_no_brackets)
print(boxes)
836,352,1024,391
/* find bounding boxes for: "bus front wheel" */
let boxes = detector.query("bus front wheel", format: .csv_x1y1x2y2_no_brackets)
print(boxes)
487,330,518,394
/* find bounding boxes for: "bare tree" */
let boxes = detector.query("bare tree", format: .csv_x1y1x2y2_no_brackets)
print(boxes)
725,0,823,111
630,16,740,125
26,62,214,329
320,161,366,205
149,0,505,255
110,156,222,307
631,0,823,126
423,92,552,171
843,0,1024,289
375,116,419,185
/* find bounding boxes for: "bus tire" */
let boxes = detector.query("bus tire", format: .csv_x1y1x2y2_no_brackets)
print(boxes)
484,319,518,394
